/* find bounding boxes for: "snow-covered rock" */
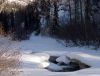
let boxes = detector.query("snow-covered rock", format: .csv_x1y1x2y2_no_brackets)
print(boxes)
56,55,70,64
47,62,63,71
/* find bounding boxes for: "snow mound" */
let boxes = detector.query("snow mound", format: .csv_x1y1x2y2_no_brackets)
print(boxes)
47,62,63,71
22,53,50,63
21,53,50,69
56,55,70,64
38,61,50,68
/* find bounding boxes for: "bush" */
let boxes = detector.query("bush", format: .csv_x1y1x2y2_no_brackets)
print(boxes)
0,48,21,76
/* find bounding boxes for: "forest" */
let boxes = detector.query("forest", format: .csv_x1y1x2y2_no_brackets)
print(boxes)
0,0,100,47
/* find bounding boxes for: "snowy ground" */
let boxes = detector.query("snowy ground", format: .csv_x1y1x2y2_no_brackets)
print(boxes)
0,34,100,76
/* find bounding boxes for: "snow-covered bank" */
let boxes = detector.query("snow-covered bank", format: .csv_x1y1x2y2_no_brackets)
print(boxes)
0,35,100,76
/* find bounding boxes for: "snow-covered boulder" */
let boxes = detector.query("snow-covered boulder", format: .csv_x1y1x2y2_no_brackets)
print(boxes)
56,55,70,64
46,62,63,71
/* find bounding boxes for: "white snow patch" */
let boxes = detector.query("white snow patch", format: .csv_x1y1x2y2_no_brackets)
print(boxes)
22,53,50,63
39,61,50,68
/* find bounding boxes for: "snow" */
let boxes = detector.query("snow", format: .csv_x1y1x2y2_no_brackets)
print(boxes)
65,52,100,67
47,62,63,71
0,35,100,76
58,10,69,26
39,61,50,68
56,56,70,64
40,16,47,28
22,53,49,63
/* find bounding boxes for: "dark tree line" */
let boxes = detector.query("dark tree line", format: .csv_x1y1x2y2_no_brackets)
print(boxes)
55,0,100,47
0,1,40,40
0,0,100,47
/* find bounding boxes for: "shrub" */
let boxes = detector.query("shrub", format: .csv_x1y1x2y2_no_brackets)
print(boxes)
0,48,21,76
